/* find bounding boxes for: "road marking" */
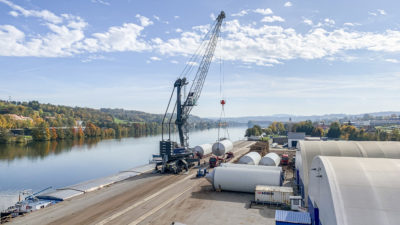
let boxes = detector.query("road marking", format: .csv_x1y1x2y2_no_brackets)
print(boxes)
128,182,198,225
95,174,195,225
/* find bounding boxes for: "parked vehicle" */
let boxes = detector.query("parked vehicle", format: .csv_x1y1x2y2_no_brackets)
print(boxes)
281,154,289,166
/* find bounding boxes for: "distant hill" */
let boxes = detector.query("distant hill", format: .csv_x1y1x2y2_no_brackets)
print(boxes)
100,108,212,124
210,111,400,123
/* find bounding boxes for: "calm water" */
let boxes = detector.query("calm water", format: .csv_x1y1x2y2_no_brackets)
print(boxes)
0,127,246,210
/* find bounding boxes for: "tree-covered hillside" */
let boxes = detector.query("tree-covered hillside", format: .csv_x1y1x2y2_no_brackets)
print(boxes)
0,100,218,143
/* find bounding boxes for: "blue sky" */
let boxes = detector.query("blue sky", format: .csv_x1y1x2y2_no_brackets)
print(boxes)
1,0,400,117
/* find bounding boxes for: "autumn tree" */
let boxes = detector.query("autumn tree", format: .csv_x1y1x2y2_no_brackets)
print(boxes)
77,126,85,139
312,127,324,137
50,127,58,140
32,122,50,141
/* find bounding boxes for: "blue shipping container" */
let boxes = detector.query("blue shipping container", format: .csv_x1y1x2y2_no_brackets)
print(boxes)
275,210,311,225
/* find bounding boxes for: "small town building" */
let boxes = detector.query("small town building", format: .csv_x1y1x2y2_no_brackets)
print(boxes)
287,132,305,148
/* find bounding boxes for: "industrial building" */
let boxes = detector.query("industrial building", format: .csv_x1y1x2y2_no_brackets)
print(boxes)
295,141,400,205
308,156,400,225
287,132,305,148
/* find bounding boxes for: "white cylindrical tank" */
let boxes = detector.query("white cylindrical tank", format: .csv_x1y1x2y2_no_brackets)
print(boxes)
220,163,282,172
212,140,233,156
205,167,281,193
259,152,281,166
238,152,261,165
193,144,212,158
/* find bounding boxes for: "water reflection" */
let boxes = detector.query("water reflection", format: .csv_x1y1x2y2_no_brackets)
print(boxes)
0,138,106,162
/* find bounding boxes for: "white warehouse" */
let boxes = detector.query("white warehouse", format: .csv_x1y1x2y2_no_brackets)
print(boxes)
295,141,400,205
308,156,400,225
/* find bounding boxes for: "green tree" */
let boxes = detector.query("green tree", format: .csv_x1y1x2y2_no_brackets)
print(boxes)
293,120,314,135
341,125,358,140
391,129,400,141
57,128,65,139
327,122,341,139
32,122,50,141
312,127,324,137
0,128,11,143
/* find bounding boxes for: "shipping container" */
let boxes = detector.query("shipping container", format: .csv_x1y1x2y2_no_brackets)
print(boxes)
275,210,311,225
255,185,293,205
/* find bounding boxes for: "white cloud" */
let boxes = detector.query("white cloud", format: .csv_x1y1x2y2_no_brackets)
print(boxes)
303,19,313,26
8,10,18,17
91,0,110,6
186,61,198,66
385,58,399,63
174,16,179,19
175,28,183,33
0,0,62,24
210,13,216,20
3,1,400,69
261,16,285,23
231,10,249,17
81,54,113,63
135,14,153,27
369,9,386,16
150,56,161,61
253,8,273,15
153,19,400,67
170,60,179,64
324,18,335,25
153,15,160,21
284,2,292,7
377,9,386,15
88,23,150,52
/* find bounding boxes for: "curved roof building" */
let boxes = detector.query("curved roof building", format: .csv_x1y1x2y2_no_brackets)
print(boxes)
308,156,400,225
295,141,400,204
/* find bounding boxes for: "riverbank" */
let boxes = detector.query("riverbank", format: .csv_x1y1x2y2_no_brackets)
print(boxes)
0,127,247,212
8,141,257,225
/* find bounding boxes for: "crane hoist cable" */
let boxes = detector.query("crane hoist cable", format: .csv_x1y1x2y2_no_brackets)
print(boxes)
217,26,230,142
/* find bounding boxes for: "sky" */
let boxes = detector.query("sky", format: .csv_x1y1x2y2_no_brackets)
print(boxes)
1,0,400,117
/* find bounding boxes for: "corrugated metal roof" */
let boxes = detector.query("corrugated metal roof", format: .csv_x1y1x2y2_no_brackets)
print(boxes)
37,164,154,201
288,132,305,139
275,210,311,224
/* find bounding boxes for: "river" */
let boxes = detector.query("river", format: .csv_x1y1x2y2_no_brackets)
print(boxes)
0,127,246,210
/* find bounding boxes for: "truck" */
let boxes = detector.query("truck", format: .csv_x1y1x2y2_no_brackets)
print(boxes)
209,152,234,168
281,154,289,166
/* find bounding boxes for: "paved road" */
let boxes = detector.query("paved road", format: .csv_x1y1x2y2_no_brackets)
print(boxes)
10,141,255,225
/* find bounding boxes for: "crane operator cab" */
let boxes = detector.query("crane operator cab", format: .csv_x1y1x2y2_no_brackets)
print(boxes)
186,92,196,106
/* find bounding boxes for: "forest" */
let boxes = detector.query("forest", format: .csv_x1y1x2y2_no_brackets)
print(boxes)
0,100,218,143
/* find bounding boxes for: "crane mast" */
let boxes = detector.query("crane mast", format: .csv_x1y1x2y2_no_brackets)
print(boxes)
157,11,225,173
175,11,225,147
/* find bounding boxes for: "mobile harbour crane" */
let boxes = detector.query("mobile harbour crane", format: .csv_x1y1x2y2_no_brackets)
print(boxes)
154,11,225,173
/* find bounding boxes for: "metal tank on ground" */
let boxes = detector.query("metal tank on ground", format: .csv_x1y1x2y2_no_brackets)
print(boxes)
238,152,261,165
205,166,282,193
220,163,282,172
259,152,281,166
193,144,212,158
212,139,233,156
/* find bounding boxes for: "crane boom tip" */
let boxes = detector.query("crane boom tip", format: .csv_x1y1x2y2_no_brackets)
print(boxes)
218,11,225,21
